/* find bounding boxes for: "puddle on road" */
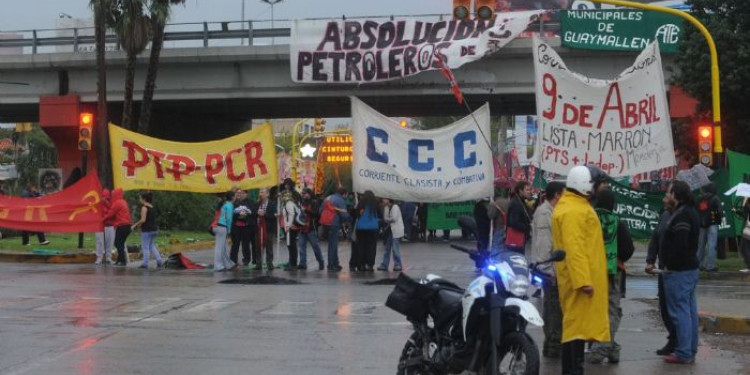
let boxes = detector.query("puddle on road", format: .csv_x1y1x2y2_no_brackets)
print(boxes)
219,276,301,285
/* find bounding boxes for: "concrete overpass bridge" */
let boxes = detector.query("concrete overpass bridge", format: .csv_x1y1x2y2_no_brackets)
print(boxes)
0,18,674,140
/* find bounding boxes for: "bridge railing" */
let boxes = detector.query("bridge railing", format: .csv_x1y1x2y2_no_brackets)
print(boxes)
0,14,561,55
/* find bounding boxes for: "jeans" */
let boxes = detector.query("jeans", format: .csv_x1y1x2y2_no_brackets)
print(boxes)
380,235,402,269
697,225,718,270
658,273,677,349
663,269,700,360
140,231,163,267
325,225,340,268
95,226,115,261
590,272,623,359
490,229,506,252
114,225,131,265
298,230,324,266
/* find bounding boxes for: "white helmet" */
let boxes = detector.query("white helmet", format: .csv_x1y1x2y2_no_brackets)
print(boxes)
566,165,608,196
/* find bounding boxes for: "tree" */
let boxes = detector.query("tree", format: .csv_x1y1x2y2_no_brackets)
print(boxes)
673,0,750,154
138,0,186,134
111,0,151,130
90,0,114,188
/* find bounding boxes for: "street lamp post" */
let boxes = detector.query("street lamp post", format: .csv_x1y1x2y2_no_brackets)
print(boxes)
260,0,283,45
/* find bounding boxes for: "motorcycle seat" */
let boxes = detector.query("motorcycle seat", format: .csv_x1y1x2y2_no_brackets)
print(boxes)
428,279,464,293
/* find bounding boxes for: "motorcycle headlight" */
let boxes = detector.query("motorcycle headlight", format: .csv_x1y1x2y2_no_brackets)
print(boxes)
509,274,530,297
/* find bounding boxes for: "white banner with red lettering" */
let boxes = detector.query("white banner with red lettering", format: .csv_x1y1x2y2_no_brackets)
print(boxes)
291,11,544,83
532,36,675,177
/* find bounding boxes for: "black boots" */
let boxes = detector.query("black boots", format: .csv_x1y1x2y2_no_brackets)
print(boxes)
561,340,585,375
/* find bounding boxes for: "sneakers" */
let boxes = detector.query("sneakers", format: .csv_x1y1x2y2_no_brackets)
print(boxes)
94,258,102,265
138,265,148,269
377,266,387,271
105,258,113,265
656,343,675,356
664,354,694,364
584,352,605,365
297,265,308,270
252,264,262,270
393,266,403,272
40,241,50,245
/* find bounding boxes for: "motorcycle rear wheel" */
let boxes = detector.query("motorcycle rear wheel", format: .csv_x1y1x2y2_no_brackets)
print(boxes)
482,332,540,375
397,332,434,375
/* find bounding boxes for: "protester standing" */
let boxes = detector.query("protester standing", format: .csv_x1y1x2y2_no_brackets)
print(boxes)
660,181,701,364
20,183,50,246
281,190,302,271
552,166,610,375
298,188,325,270
487,195,510,252
401,201,417,242
646,187,679,356
473,198,491,252
378,198,404,272
696,183,722,272
529,181,565,359
587,189,635,364
506,181,533,253
230,190,256,267
255,188,277,270
95,189,115,265
213,191,236,272
131,192,163,269
104,189,132,266
319,187,348,272
353,191,379,272
740,198,750,273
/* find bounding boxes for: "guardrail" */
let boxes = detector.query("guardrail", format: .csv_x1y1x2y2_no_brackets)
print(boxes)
0,14,561,55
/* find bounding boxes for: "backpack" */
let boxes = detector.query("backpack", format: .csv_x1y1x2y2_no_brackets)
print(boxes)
319,199,337,226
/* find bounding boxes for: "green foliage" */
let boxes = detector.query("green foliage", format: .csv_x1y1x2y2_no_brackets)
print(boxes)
673,0,750,153
14,124,58,193
124,191,218,231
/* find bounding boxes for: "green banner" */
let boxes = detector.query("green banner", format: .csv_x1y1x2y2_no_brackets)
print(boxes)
427,202,474,230
562,10,684,53
608,182,663,239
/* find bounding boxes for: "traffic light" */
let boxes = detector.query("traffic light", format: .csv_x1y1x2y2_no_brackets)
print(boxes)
313,118,326,133
475,0,495,20
453,0,471,20
698,125,713,167
78,111,94,151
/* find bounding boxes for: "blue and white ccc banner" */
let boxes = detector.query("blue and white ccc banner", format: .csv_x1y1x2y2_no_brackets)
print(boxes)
351,97,494,203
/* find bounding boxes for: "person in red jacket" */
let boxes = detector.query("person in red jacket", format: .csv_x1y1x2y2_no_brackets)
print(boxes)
95,189,116,265
103,189,133,266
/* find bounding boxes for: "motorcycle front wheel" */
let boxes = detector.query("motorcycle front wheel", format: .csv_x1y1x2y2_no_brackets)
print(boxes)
482,332,540,375
397,332,434,375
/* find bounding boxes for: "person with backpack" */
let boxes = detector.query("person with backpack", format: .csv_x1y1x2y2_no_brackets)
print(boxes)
298,188,324,270
529,181,565,359
131,192,163,269
352,191,379,272
319,187,349,272
281,190,303,271
586,188,634,365
696,183,722,272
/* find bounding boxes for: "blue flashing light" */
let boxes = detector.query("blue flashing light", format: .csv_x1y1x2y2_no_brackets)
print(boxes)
487,265,497,272
533,275,543,285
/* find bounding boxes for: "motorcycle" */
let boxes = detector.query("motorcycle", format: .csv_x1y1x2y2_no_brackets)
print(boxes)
385,245,565,375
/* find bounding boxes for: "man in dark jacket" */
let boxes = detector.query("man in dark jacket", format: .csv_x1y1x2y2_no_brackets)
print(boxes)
506,181,532,253
254,188,277,270
696,183,722,272
646,188,678,356
660,180,701,364
230,190,257,267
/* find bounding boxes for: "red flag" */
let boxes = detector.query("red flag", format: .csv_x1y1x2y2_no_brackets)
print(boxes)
435,56,464,105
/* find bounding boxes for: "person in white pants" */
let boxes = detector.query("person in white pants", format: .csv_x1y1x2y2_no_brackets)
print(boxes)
95,190,115,265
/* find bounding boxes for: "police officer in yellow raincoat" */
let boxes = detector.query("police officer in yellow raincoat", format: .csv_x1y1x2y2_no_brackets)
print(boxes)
552,165,611,375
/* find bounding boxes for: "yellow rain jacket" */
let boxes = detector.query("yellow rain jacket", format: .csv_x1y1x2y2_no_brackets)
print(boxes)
552,191,610,343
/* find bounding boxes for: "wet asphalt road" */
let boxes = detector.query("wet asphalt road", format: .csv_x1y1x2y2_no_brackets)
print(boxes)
0,240,747,375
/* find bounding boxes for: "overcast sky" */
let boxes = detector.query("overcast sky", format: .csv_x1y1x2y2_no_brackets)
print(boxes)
0,0,448,31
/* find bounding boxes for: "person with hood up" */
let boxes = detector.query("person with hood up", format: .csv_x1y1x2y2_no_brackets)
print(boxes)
551,165,611,375
103,189,133,266
95,189,115,265
696,182,722,272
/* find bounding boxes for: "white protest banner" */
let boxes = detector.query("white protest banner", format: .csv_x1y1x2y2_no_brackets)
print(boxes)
532,37,676,177
292,11,544,83
351,97,493,202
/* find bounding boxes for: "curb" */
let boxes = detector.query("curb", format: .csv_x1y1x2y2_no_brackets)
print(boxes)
700,313,750,335
0,241,213,264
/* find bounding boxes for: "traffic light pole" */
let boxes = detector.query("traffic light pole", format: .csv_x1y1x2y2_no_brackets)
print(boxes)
78,150,87,249
587,0,723,166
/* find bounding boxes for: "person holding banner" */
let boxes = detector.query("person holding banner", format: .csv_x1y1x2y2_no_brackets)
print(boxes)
506,181,533,253
94,189,115,265
132,192,164,269
319,188,348,272
352,191,380,272
104,189,133,267
213,192,237,272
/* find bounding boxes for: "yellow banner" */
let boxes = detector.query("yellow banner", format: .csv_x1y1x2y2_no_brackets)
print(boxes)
110,123,278,193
